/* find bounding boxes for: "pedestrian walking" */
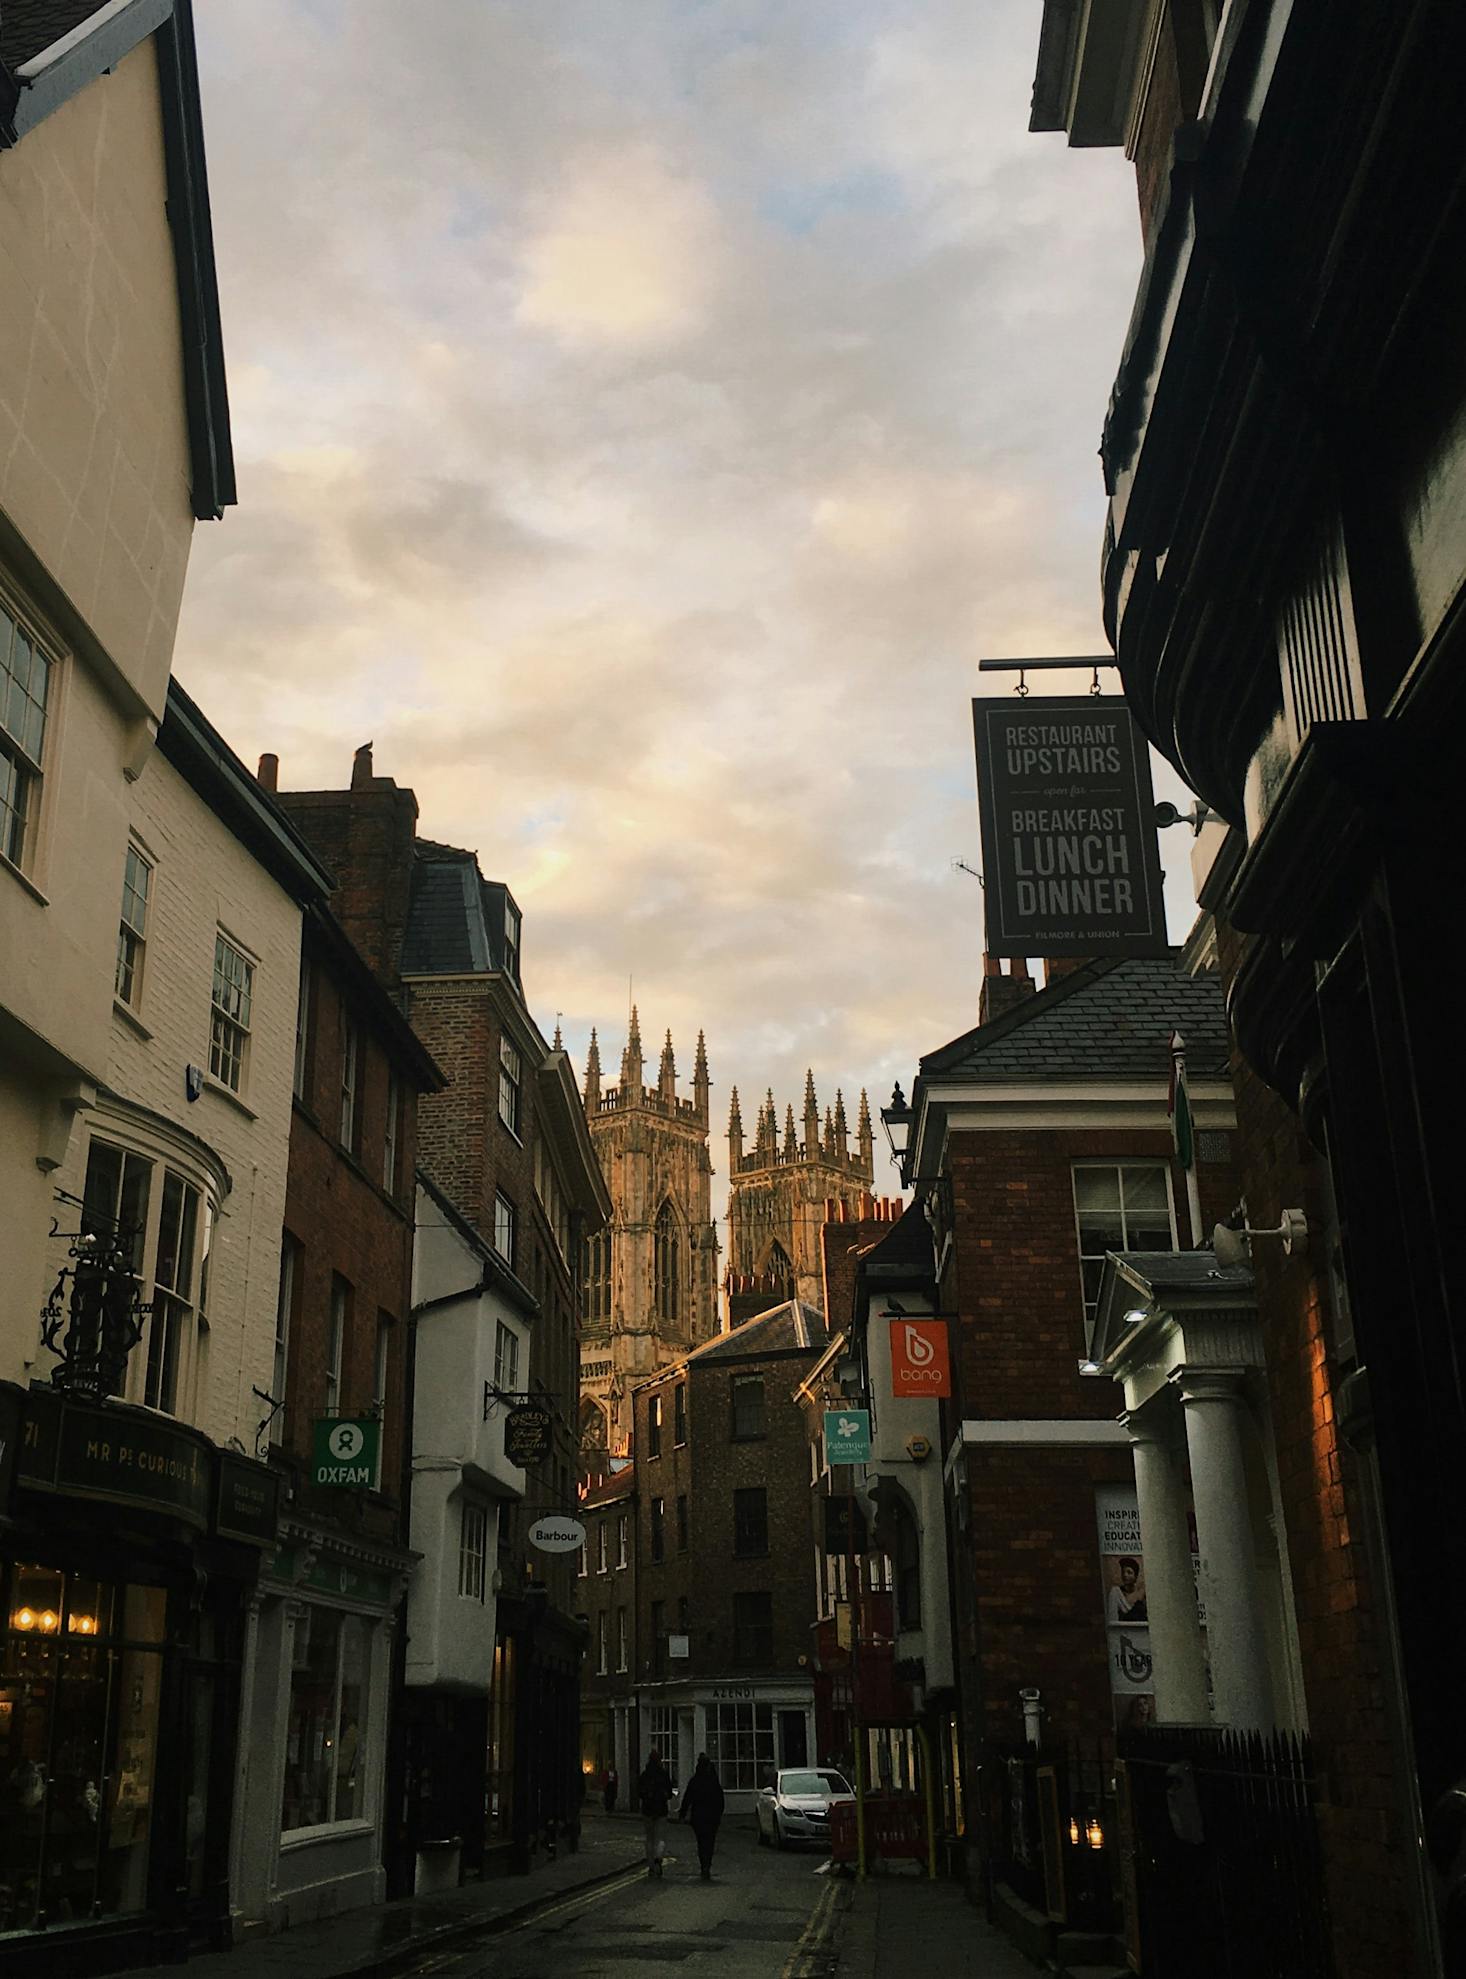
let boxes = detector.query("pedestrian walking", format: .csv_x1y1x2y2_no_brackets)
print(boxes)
637,1749,674,1877
603,1766,619,1815
677,1753,725,1881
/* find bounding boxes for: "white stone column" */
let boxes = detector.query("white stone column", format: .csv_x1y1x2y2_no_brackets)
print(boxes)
1177,1370,1274,1730
1125,1409,1210,1724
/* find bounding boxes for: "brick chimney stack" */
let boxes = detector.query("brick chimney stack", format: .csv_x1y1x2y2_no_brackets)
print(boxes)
1043,956,1089,987
979,952,1036,1025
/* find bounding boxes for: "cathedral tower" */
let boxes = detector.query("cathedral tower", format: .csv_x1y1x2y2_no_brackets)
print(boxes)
725,1076,875,1313
580,1013,719,1459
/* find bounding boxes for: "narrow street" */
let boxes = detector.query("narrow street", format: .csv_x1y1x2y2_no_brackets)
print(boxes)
394,1832,838,1978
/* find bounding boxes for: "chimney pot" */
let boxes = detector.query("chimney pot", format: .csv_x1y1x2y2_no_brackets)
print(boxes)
351,742,375,789
257,752,279,791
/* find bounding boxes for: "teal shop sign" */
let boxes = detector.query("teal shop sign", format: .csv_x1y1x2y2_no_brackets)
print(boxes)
824,1409,871,1465
311,1417,381,1488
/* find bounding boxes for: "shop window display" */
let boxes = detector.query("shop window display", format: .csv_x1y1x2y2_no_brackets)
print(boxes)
281,1607,369,1831
0,1563,165,1936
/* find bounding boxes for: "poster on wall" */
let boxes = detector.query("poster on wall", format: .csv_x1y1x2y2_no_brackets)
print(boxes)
1095,1483,1154,1729
973,696,1168,958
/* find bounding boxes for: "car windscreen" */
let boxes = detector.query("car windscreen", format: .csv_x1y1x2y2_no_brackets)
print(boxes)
780,1770,849,1797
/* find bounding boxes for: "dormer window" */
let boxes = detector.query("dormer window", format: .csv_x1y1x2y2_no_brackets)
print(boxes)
503,900,521,981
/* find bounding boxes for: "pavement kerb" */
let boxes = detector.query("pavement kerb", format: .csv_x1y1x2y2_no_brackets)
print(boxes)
328,1852,646,1979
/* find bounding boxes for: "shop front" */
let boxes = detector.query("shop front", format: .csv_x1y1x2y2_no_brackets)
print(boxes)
231,1519,412,1934
0,1383,278,1977
638,1680,816,1813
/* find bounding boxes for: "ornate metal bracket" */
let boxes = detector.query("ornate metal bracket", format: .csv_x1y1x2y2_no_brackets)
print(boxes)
39,1213,149,1402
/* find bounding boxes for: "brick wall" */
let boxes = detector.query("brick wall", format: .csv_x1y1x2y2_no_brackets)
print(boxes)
1216,926,1416,1978
634,1349,818,1684
944,1127,1238,1422
962,1444,1133,1747
579,1475,636,1719
278,921,419,1540
275,778,418,993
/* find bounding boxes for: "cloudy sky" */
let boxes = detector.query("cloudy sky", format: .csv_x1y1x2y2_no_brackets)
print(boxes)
180,0,1191,1183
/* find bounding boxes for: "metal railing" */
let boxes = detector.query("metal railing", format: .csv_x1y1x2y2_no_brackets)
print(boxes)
1118,1725,1334,1979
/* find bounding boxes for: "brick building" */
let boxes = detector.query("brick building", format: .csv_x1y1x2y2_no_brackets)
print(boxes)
266,747,610,1876
1028,3,1458,1967
901,950,1241,1940
231,895,442,1929
631,1302,829,1807
576,1466,637,1796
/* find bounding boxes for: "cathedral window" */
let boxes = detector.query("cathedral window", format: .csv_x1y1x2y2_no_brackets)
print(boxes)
765,1241,795,1299
583,1230,611,1327
653,1200,681,1324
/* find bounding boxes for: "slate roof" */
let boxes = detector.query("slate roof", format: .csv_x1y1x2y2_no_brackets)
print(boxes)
919,952,1232,1085
1,0,105,68
1107,1251,1254,1297
402,850,491,975
401,842,522,980
862,1199,936,1280
684,1300,829,1366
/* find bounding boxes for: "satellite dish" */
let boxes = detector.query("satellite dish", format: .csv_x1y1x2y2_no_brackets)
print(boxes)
1212,1224,1249,1270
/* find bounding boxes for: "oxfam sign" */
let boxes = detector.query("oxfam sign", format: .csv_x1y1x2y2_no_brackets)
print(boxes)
311,1418,381,1489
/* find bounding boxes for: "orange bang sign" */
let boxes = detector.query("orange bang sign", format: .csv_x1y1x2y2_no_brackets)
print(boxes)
889,1318,951,1398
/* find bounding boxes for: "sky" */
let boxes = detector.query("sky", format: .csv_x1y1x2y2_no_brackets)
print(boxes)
179,0,1193,1193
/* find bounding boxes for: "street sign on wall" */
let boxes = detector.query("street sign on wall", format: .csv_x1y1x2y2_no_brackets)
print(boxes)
311,1417,380,1489
972,696,1168,958
889,1318,951,1398
824,1409,871,1464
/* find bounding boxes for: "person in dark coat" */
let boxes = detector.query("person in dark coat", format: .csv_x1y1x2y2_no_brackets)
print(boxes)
603,1766,619,1815
637,1750,674,1876
677,1753,726,1881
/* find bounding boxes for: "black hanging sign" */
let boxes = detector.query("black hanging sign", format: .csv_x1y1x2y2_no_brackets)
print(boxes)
503,1404,553,1468
973,696,1168,958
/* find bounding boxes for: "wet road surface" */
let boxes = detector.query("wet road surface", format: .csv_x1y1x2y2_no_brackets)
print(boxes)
397,1825,840,1978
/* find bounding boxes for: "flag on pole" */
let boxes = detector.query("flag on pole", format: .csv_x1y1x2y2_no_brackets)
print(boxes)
1168,1031,1194,1172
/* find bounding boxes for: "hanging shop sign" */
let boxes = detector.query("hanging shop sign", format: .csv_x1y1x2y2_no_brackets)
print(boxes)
216,1453,281,1545
824,1409,871,1464
504,1404,554,1468
528,1514,586,1554
311,1416,381,1489
889,1318,951,1398
0,1381,22,1512
972,696,1168,958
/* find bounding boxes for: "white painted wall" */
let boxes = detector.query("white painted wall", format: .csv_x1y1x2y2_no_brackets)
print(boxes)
863,1291,955,1694
44,744,300,1451
408,1190,530,1690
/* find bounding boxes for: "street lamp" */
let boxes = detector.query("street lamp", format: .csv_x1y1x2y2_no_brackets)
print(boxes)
880,1083,914,1177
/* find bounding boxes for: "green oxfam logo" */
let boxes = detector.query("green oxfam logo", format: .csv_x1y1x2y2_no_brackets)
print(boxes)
312,1417,380,1488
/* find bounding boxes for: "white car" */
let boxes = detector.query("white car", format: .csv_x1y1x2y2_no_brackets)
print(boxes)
755,1767,854,1849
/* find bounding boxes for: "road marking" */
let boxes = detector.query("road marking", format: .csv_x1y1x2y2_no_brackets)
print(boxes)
519,1862,648,1930
780,1876,840,1978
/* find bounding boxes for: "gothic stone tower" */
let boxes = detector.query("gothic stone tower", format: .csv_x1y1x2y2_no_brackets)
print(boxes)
725,1076,875,1314
580,1011,719,1459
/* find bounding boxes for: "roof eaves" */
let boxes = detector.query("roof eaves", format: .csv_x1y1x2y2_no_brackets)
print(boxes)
159,679,332,903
